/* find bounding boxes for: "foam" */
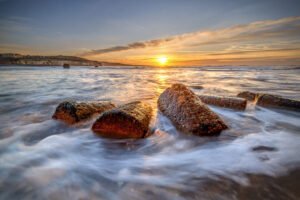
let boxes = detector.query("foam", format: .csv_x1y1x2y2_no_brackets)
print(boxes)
0,66,299,199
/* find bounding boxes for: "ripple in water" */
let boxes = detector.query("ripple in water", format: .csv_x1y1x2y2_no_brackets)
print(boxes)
0,66,300,200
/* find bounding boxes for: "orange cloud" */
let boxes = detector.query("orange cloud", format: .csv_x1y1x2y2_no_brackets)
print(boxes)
82,16,300,66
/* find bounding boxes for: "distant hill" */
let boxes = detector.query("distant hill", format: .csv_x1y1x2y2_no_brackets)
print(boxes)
0,53,130,66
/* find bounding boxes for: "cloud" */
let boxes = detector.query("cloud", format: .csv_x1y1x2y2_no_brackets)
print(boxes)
82,16,300,58
82,38,175,56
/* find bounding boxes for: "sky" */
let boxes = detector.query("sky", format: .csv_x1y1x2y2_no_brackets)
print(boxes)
0,0,300,66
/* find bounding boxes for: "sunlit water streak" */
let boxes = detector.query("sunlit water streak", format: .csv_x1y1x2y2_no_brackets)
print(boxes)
0,66,300,199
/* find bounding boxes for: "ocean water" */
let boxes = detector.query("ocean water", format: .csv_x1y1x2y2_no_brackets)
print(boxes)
0,66,299,200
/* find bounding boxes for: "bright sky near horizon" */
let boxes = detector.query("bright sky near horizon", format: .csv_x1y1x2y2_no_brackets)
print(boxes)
0,0,300,66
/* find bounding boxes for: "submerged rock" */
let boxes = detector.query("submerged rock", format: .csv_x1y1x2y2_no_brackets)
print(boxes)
257,94,300,111
92,101,153,139
252,146,278,152
237,91,300,111
237,91,257,101
63,63,70,68
158,83,228,136
52,101,115,124
198,95,247,111
190,85,204,90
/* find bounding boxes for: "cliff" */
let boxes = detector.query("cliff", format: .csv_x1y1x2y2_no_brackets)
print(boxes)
0,53,129,66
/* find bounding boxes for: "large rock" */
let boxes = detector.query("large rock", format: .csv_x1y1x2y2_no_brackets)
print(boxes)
237,91,300,111
92,101,153,139
158,83,228,136
198,95,247,111
52,101,115,124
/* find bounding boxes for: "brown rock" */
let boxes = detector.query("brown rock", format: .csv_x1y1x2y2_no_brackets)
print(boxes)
158,83,228,136
92,101,153,139
237,91,300,111
198,95,247,111
52,101,115,124
257,94,300,111
190,85,204,90
237,91,258,101
63,63,70,68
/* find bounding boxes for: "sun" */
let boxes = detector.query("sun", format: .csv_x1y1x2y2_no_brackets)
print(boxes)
156,56,168,66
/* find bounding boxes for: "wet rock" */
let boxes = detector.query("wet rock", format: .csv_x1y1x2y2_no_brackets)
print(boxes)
237,91,300,111
252,146,278,152
198,95,247,111
190,85,204,90
92,101,153,139
237,91,257,101
158,83,228,136
63,63,70,68
52,101,115,124
258,94,300,111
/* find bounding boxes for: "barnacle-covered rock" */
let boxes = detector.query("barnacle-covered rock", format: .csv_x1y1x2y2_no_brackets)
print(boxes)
92,101,153,139
198,95,247,111
158,83,228,136
238,91,300,111
52,101,115,124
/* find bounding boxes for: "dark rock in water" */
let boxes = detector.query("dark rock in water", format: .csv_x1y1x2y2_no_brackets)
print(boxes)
198,95,247,111
94,66,98,68
63,63,70,68
190,85,204,90
252,146,278,152
158,83,228,136
52,101,115,124
237,91,257,101
237,91,300,111
92,101,153,139
257,94,300,111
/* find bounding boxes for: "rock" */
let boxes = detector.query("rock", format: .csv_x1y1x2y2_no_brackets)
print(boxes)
198,95,247,111
190,85,204,90
252,146,277,152
63,63,70,68
52,101,115,124
237,91,300,111
92,101,153,139
158,83,228,136
237,91,257,101
257,94,300,111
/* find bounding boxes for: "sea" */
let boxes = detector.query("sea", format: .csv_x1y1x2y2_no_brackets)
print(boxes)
0,65,300,200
